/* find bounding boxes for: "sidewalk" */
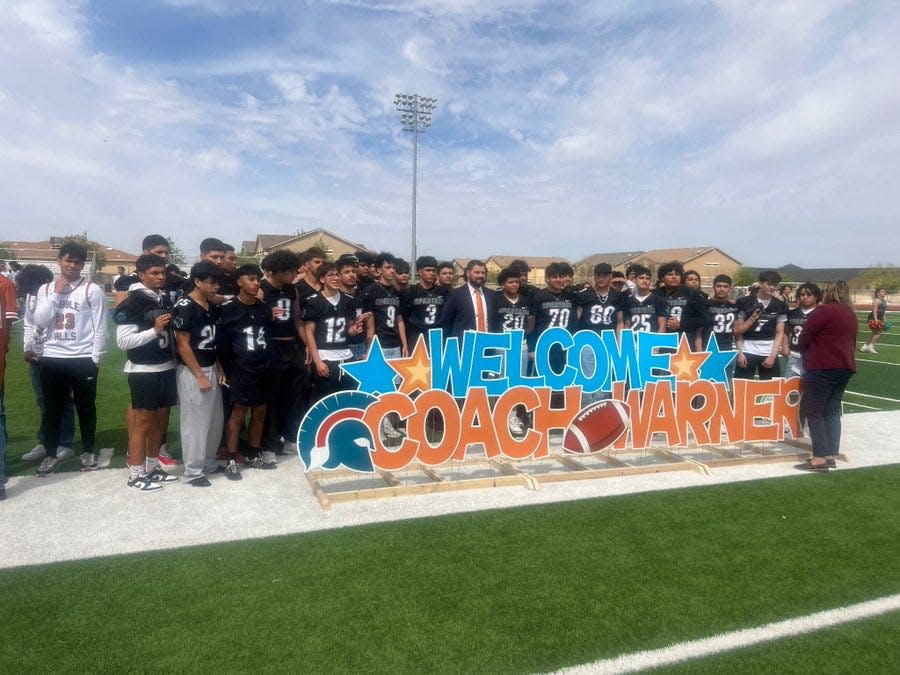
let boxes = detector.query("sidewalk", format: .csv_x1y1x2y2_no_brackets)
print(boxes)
2,410,897,570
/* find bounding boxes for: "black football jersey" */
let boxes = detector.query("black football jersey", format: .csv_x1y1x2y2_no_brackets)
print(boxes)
218,272,239,299
736,295,788,342
626,294,666,333
260,279,299,340
303,292,358,351
294,279,320,312
113,288,175,365
402,283,447,334
172,296,218,367
704,299,738,350
217,297,270,364
575,286,625,333
532,289,579,335
359,282,403,348
493,293,532,333
786,307,815,352
653,286,707,334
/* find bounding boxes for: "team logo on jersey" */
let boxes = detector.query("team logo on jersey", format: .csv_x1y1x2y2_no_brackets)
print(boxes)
297,328,800,474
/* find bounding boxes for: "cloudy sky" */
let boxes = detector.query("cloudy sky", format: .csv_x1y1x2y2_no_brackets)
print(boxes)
1,1,898,267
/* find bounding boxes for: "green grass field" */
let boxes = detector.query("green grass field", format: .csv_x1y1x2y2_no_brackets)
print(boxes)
1,467,897,672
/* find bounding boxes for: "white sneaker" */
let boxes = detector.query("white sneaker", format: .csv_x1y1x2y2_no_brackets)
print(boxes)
80,452,98,471
869,347,878,354
262,450,278,465
56,446,75,461
381,416,403,440
859,344,869,353
508,411,525,435
22,444,47,461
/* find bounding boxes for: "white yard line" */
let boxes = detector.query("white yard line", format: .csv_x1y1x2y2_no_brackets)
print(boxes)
844,390,900,403
843,401,882,411
855,358,900,366
555,594,900,674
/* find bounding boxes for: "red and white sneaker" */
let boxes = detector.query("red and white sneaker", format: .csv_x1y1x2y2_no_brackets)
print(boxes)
157,443,179,467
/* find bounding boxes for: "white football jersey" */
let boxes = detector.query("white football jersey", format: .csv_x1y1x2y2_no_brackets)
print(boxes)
33,277,108,361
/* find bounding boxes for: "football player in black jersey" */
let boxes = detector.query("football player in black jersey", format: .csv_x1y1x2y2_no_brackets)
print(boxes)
172,261,225,487
698,274,739,355
531,261,579,376
684,269,708,299
294,247,325,302
625,265,666,333
394,258,412,294
114,254,178,491
359,252,408,359
437,261,455,291
575,262,625,404
734,271,789,380
336,254,373,361
354,250,377,291
259,250,307,457
402,256,447,349
783,283,821,377
653,261,707,340
218,243,240,300
304,262,370,403
218,265,274,477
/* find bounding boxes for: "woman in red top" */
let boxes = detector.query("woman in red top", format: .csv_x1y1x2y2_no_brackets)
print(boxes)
795,280,858,471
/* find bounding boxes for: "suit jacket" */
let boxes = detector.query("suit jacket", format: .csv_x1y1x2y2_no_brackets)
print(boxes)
441,284,496,340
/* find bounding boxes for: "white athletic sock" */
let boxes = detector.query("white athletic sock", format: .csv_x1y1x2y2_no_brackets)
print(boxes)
145,456,160,473
127,463,144,480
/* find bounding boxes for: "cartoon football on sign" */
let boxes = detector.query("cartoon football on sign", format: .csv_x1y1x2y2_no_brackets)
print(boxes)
563,399,631,454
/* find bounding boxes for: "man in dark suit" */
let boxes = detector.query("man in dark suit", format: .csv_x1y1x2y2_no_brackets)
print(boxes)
441,260,495,340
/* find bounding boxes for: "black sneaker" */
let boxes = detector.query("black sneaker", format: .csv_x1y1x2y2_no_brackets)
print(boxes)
127,475,163,491
146,467,179,483
187,475,212,488
246,454,277,470
225,458,242,481
826,457,837,469
37,456,59,477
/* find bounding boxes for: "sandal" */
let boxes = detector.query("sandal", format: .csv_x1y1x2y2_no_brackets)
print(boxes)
795,460,830,472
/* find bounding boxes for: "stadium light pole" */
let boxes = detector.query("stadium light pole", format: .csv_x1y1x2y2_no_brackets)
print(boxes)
394,92,437,281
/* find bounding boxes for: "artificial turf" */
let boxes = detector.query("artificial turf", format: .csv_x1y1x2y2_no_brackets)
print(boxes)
1,466,897,672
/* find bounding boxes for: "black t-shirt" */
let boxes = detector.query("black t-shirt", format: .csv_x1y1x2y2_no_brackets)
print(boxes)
626,293,667,332
402,283,448,334
493,292,532,333
704,299,738,350
113,288,174,365
575,286,626,333
172,296,218,367
359,282,403,348
294,279,321,313
260,279,299,340
217,297,270,365
736,295,789,342
303,292,359,352
786,307,815,352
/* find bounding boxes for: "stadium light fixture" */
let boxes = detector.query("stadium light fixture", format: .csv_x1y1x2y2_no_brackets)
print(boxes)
394,92,437,280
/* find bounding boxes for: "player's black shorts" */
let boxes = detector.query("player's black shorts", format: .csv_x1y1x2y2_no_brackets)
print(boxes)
269,338,306,370
228,360,269,407
128,370,178,410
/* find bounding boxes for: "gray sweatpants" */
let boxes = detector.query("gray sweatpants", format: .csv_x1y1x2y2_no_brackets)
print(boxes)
177,365,223,480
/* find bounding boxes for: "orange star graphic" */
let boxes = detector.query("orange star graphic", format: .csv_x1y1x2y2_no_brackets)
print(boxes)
390,335,432,394
669,334,710,381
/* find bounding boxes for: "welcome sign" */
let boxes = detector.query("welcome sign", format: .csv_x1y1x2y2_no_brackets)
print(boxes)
297,329,801,473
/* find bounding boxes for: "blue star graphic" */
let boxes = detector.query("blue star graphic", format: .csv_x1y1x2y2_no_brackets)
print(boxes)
698,337,737,384
340,336,399,394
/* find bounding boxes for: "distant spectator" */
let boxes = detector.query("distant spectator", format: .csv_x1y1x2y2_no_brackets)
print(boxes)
860,288,888,354
795,280,858,472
